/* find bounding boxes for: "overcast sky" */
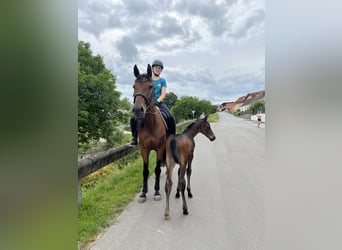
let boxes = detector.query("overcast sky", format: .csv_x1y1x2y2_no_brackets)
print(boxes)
78,0,265,105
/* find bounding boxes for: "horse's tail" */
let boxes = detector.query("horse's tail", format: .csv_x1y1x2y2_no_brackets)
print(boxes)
170,136,179,164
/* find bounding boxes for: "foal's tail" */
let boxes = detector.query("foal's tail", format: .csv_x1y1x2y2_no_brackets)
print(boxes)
170,136,180,164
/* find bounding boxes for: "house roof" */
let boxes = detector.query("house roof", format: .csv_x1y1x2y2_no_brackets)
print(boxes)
223,102,235,110
242,90,265,106
235,95,247,103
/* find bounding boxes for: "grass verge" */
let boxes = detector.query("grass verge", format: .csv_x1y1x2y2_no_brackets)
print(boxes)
78,151,156,249
208,112,219,122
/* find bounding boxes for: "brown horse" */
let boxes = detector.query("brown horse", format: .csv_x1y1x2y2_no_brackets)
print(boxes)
164,115,216,219
132,64,166,202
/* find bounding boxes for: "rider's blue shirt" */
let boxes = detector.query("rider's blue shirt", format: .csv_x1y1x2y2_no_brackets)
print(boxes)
153,77,167,103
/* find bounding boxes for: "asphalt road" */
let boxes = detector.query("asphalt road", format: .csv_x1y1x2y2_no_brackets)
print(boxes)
90,112,265,250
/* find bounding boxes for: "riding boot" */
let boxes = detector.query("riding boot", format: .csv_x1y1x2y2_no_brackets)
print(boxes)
130,138,137,145
169,117,176,135
130,116,138,145
130,133,137,145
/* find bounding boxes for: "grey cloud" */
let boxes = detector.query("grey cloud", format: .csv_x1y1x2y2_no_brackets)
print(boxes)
130,23,163,45
78,1,122,37
173,0,233,18
166,67,216,90
159,15,183,36
186,0,227,19
116,36,139,62
217,72,265,98
227,8,265,40
122,0,155,15
180,0,264,42
178,0,231,38
244,9,265,32
130,15,200,52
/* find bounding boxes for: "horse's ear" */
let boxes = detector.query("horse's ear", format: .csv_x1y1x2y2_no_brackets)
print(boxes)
147,64,152,78
134,64,140,78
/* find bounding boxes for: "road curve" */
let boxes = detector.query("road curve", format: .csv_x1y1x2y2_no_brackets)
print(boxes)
90,112,265,250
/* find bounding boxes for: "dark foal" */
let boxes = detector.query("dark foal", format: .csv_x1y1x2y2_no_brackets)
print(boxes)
164,115,216,219
132,64,166,202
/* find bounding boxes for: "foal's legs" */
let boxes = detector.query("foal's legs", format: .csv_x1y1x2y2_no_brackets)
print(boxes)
178,165,188,215
164,163,174,219
175,168,180,198
176,157,194,198
186,153,194,198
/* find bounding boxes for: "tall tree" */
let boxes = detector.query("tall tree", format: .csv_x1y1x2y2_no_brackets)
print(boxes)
164,92,178,109
78,41,122,148
249,100,265,115
171,96,216,122
171,96,199,122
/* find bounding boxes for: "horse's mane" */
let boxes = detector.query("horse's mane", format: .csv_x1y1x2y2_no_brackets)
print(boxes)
183,120,200,133
135,73,151,82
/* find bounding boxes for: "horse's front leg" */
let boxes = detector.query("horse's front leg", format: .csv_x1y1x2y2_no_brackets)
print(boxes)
138,151,149,203
153,159,162,201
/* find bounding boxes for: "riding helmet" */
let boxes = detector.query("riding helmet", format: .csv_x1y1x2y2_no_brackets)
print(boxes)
152,59,164,69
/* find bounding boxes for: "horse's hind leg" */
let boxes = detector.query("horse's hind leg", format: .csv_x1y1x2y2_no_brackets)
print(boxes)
186,155,193,198
178,166,188,215
175,167,180,198
164,163,174,219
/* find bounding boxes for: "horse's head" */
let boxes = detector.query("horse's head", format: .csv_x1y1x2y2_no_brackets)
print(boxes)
199,115,216,141
132,64,153,119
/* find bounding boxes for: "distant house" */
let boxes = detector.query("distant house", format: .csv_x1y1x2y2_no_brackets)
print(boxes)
240,90,265,112
219,101,235,112
233,95,247,112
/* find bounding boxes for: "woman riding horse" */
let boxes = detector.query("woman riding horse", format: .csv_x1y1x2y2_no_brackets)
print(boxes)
130,59,176,145
132,64,173,202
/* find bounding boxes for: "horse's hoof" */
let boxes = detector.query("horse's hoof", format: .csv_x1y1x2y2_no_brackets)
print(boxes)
138,193,146,203
138,197,146,203
164,212,171,220
188,192,193,198
154,191,161,201
154,194,162,201
183,209,189,215
175,192,180,198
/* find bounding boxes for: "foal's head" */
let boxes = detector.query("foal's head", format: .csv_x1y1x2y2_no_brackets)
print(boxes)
132,64,153,119
199,115,216,141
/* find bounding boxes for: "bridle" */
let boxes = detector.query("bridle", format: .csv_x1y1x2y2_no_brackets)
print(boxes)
133,93,152,111
133,78,155,113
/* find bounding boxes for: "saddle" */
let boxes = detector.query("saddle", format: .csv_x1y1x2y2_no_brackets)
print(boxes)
157,107,171,136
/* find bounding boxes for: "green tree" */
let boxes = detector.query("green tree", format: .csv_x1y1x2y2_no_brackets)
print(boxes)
164,92,178,109
171,96,216,122
198,99,216,116
119,97,132,111
249,100,265,115
171,96,199,122
78,41,123,148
